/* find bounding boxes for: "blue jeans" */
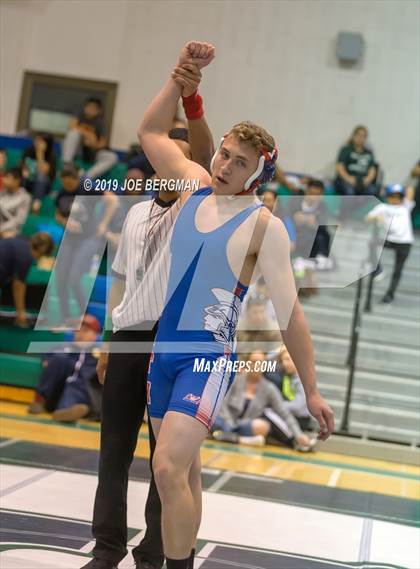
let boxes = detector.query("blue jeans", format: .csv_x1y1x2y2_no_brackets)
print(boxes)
55,236,103,321
212,417,254,436
26,172,51,201
37,352,94,411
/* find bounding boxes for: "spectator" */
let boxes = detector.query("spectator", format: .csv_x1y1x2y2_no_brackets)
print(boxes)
212,351,316,451
0,147,7,192
365,184,415,303
0,232,54,327
21,132,57,213
290,178,332,266
335,125,377,198
237,296,282,353
27,314,101,422
62,97,118,179
260,187,296,248
335,125,379,221
0,168,31,238
54,165,118,325
265,347,316,431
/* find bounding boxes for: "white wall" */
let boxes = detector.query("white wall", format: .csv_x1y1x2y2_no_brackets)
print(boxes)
1,0,419,182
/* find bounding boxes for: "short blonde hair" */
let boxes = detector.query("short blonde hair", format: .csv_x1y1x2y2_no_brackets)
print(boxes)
227,121,276,154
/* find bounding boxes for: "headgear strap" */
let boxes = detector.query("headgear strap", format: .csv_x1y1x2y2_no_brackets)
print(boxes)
210,135,278,195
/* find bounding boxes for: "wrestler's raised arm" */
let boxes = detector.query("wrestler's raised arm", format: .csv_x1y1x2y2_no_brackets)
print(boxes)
138,42,214,194
172,63,215,172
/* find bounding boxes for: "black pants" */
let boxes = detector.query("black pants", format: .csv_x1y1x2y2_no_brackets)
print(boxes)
383,241,411,296
295,226,331,258
92,324,163,567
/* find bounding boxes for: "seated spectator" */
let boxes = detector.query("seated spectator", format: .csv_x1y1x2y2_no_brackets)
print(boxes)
212,351,315,451
0,232,54,327
0,168,31,238
335,125,378,219
289,179,333,296
365,184,415,303
290,178,332,267
21,132,57,213
27,314,101,422
54,165,118,325
0,147,7,191
265,347,316,431
62,97,118,179
237,296,282,353
260,187,296,249
335,125,377,197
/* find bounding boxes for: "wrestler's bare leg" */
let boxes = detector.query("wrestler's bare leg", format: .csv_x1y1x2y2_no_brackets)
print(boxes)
150,413,207,559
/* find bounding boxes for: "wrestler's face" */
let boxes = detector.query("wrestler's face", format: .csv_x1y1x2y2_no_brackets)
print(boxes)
211,135,259,195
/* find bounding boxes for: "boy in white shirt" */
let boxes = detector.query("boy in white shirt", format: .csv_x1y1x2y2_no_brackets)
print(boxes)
365,184,415,303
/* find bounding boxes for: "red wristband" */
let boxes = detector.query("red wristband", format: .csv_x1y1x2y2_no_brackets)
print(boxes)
182,90,204,120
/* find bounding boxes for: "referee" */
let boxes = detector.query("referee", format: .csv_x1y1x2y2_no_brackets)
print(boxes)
82,65,214,569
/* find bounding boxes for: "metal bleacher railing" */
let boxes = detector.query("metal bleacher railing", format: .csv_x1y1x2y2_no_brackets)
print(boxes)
335,222,420,446
340,223,379,434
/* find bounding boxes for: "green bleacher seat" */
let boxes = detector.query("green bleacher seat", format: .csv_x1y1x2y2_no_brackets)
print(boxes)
0,325,65,354
5,148,23,168
0,352,42,388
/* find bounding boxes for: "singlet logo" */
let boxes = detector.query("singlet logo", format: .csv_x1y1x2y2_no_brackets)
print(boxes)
183,393,201,405
203,287,241,350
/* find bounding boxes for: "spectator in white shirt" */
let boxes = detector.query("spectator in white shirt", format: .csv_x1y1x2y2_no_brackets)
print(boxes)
365,184,415,303
0,168,31,238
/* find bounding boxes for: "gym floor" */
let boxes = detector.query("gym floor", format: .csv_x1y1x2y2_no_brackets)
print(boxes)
0,400,419,569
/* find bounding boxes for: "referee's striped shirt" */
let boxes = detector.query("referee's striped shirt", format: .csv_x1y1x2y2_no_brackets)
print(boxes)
111,196,181,330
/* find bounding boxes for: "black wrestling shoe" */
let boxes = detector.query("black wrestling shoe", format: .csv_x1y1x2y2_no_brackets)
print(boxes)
80,558,118,569
381,292,394,303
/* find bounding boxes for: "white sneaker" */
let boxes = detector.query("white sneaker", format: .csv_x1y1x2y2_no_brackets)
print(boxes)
315,255,334,271
238,434,266,447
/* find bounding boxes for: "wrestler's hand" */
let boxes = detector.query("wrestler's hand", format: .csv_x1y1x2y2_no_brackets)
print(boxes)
171,63,202,97
96,352,108,385
178,41,215,69
306,391,334,441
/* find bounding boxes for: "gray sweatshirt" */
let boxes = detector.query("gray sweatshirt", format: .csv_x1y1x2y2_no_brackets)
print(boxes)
0,188,31,236
217,373,302,438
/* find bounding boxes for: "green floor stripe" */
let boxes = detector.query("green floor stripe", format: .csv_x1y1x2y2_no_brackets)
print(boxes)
1,411,419,482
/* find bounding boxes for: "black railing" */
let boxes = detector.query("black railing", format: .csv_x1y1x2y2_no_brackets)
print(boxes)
340,223,380,432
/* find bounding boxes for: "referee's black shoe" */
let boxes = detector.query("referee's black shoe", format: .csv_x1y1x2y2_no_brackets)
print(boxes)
135,560,162,569
80,558,118,569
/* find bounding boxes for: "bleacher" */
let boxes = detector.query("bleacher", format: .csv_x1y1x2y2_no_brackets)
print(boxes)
0,135,126,399
1,134,419,446
300,229,420,445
